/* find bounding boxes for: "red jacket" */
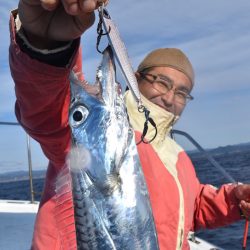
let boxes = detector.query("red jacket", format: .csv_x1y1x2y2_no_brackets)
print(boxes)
9,11,241,250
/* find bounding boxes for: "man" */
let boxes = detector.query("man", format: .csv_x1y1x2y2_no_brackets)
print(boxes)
9,0,250,249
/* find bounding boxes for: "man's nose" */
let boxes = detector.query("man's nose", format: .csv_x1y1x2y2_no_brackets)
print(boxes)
161,90,175,106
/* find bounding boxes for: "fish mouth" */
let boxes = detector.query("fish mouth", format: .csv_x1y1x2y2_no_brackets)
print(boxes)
70,72,103,102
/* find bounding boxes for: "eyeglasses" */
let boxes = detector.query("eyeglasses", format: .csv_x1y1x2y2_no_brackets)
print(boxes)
139,72,194,105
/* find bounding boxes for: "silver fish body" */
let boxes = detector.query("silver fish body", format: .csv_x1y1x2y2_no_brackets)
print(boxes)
69,46,159,250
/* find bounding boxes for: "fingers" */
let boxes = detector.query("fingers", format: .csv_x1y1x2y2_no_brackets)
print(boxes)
40,0,60,10
240,200,250,219
28,0,109,15
234,184,250,201
79,0,99,13
235,184,250,219
61,0,108,15
60,0,80,15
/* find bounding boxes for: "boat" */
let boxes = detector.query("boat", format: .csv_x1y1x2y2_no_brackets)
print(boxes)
0,200,222,250
0,199,38,250
0,122,223,250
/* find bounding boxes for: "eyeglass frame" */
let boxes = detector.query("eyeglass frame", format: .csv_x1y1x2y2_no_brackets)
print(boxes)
138,71,194,105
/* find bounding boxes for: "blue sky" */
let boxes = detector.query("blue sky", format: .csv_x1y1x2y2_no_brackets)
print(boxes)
0,1,250,172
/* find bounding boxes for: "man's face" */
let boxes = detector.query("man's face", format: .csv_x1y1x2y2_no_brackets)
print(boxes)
137,66,193,116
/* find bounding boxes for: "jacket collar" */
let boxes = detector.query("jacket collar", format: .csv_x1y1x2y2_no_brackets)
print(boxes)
124,90,179,145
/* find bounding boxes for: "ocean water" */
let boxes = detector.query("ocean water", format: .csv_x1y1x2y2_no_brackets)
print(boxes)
0,145,250,250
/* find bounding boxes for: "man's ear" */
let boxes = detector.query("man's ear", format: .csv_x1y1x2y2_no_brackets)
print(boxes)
135,72,140,80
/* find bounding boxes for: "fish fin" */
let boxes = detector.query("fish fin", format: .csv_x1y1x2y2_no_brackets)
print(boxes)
54,164,77,250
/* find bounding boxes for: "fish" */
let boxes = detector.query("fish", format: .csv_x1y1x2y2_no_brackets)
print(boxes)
67,46,159,250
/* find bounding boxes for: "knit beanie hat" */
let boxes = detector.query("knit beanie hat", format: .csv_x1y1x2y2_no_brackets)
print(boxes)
137,48,195,85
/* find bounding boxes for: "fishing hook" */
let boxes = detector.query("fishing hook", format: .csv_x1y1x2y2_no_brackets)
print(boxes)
96,4,111,54
136,106,157,145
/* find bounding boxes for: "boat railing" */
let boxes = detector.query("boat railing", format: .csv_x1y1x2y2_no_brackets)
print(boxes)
0,121,36,203
171,129,236,183
0,121,235,204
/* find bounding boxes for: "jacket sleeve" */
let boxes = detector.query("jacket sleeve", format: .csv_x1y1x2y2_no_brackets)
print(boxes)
9,11,82,167
193,179,242,231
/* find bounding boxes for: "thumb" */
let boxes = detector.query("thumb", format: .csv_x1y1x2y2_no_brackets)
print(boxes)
41,0,60,11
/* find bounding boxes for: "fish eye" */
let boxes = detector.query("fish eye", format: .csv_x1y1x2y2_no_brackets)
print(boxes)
73,110,83,121
70,105,89,127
